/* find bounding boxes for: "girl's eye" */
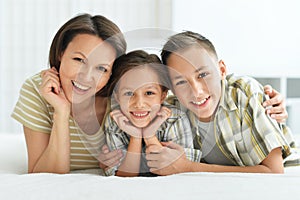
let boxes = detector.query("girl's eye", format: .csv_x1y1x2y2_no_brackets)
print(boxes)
73,57,85,63
97,66,108,72
124,91,134,96
198,72,208,78
145,91,155,96
175,80,187,86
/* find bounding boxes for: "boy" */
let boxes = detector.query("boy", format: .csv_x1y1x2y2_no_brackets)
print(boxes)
146,31,297,174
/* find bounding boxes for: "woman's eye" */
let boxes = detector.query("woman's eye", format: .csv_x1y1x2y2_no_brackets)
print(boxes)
97,66,108,72
198,72,208,78
175,80,187,86
124,91,134,96
73,57,85,63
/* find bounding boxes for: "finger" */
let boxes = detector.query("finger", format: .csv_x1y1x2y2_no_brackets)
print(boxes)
145,153,159,161
263,84,273,95
147,160,159,168
161,141,181,150
145,144,161,154
266,106,284,115
101,145,110,154
270,113,287,122
40,78,60,95
262,95,283,107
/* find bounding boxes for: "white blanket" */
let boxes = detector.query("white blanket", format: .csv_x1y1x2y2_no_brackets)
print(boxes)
1,134,300,200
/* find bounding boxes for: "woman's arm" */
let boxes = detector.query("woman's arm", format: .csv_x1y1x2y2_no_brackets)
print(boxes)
24,110,71,174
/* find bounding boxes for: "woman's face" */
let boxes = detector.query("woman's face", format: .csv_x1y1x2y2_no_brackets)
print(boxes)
116,67,166,128
59,34,116,104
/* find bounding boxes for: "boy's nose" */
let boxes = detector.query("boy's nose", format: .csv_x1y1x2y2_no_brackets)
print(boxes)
190,79,204,97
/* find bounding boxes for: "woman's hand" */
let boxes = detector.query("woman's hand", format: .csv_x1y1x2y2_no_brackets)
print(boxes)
39,67,70,114
263,85,288,123
98,145,123,170
110,110,142,138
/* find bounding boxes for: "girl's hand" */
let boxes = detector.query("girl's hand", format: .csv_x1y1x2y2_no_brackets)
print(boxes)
263,85,288,123
39,67,70,114
110,110,142,138
143,106,171,138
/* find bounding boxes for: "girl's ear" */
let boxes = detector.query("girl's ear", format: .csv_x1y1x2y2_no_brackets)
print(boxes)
160,91,168,103
113,91,120,103
218,60,227,79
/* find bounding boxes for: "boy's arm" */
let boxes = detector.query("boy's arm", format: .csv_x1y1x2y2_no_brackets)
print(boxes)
146,142,283,175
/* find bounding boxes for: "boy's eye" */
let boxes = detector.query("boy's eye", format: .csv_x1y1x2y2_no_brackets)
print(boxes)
97,65,108,72
124,91,134,96
175,80,187,86
198,72,208,78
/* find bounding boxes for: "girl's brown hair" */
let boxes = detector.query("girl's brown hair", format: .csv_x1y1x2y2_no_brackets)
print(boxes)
107,50,171,96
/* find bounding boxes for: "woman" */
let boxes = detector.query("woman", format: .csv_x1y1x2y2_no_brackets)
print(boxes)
12,13,126,173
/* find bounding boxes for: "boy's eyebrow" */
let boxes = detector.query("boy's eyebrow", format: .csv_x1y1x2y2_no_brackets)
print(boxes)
172,66,206,80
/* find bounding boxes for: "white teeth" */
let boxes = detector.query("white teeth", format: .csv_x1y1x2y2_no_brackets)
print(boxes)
132,112,148,117
73,81,90,91
192,98,207,105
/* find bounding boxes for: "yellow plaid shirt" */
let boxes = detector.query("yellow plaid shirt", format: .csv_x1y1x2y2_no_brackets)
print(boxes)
104,101,201,176
167,74,296,166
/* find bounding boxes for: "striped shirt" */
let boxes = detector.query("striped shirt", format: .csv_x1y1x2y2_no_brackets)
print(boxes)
104,102,201,176
167,74,296,166
11,72,107,171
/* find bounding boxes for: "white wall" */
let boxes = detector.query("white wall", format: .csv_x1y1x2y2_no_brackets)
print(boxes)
172,0,300,77
0,0,172,134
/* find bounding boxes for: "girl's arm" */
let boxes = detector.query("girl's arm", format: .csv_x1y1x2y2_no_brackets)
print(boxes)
115,137,142,177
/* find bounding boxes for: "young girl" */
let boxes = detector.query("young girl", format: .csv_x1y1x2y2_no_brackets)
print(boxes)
104,50,200,177
11,13,126,174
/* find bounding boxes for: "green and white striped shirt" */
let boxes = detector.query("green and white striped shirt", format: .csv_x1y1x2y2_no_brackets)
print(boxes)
11,72,107,171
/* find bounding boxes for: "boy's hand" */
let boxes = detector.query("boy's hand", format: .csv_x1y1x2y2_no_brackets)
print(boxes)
142,106,171,138
110,110,142,138
98,145,123,170
263,85,288,123
145,141,188,175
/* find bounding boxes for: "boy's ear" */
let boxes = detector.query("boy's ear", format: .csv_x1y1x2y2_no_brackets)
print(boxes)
218,60,227,79
160,91,168,103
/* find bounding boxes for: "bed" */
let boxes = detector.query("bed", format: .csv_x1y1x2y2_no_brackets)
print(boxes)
1,133,300,200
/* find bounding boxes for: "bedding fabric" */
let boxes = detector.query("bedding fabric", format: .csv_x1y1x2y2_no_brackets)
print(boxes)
1,133,300,200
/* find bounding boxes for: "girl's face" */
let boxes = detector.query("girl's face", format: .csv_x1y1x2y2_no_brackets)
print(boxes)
167,46,226,122
116,67,167,128
59,34,116,104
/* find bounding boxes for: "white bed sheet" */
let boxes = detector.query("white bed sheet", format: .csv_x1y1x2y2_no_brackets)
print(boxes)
1,133,300,200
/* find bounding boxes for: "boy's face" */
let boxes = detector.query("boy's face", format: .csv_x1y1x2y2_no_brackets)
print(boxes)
167,46,226,122
116,67,167,128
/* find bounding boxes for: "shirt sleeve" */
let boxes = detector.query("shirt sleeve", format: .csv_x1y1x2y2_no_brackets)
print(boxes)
242,91,291,165
104,115,129,176
159,107,201,162
11,74,53,133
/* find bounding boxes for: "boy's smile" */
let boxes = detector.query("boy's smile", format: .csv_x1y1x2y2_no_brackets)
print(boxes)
166,46,226,122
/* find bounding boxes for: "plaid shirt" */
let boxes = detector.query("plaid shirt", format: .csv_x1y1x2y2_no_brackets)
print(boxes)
167,74,296,166
104,101,201,176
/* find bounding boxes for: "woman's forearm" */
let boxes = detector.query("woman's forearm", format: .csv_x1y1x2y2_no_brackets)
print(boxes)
32,111,70,173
